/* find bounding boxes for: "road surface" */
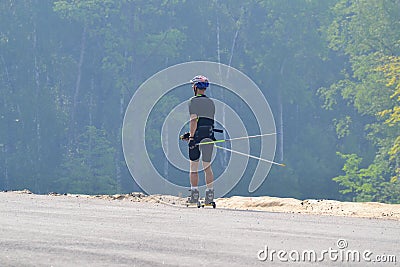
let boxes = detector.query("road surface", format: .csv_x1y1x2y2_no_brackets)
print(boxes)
0,192,399,266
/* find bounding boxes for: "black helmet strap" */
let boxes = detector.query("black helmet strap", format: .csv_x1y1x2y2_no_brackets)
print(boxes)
193,85,198,96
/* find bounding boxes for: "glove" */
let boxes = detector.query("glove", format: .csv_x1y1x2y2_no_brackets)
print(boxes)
188,138,197,149
180,132,190,141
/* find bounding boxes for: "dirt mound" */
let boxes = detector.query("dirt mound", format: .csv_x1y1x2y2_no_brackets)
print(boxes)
216,196,400,220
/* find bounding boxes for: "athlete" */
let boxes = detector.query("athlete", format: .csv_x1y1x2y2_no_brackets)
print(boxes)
186,75,215,204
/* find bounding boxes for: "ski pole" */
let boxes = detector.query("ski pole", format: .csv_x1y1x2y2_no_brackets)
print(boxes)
214,145,286,167
197,132,277,146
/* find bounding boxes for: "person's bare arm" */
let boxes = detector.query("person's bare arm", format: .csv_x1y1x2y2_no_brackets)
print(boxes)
189,113,197,139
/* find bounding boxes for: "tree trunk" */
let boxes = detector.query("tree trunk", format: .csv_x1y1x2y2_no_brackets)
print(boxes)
89,77,94,127
33,14,41,193
278,58,287,162
279,95,284,162
215,14,228,168
70,24,87,146
0,55,10,190
164,120,169,184
115,93,124,192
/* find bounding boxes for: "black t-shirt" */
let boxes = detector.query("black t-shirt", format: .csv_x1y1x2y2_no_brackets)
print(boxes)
188,94,215,127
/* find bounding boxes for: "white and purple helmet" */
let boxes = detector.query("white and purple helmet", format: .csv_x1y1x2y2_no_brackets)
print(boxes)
190,75,209,89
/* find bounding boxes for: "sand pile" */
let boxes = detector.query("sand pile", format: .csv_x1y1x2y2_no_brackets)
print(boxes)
216,196,400,220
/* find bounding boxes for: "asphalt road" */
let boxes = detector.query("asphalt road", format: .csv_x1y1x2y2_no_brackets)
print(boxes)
0,192,399,266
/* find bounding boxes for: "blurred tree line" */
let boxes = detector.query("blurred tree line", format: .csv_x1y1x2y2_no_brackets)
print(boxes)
0,0,398,203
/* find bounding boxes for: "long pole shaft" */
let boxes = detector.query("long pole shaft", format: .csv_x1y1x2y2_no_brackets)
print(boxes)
198,132,277,146
227,132,276,142
214,145,285,167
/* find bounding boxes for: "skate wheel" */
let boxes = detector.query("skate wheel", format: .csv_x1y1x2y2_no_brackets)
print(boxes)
212,202,216,209
197,201,201,208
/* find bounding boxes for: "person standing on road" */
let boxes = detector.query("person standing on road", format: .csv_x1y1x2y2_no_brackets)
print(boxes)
186,75,215,204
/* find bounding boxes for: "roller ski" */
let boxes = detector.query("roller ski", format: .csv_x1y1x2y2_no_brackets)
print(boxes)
185,189,216,208
200,188,216,208
186,188,201,208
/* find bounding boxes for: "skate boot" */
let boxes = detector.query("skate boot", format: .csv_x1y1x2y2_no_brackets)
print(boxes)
188,188,199,204
205,188,214,205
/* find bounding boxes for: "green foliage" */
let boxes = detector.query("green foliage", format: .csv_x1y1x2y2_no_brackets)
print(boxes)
0,0,398,203
0,0,343,199
333,116,352,139
323,0,400,203
334,152,400,203
377,56,400,160
334,153,376,201
55,126,117,194
54,0,117,25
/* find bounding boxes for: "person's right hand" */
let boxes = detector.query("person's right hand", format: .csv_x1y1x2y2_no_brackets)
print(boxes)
180,132,190,141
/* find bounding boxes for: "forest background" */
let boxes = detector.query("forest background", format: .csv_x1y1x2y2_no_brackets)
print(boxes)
0,0,399,203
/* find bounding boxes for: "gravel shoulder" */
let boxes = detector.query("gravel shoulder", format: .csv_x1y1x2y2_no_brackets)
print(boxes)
16,189,398,221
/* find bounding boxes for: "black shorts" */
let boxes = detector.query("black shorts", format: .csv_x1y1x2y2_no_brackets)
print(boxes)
189,138,214,162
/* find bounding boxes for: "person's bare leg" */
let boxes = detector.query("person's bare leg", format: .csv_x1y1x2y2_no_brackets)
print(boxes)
188,160,200,203
203,161,214,188
190,160,199,187
203,161,214,204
